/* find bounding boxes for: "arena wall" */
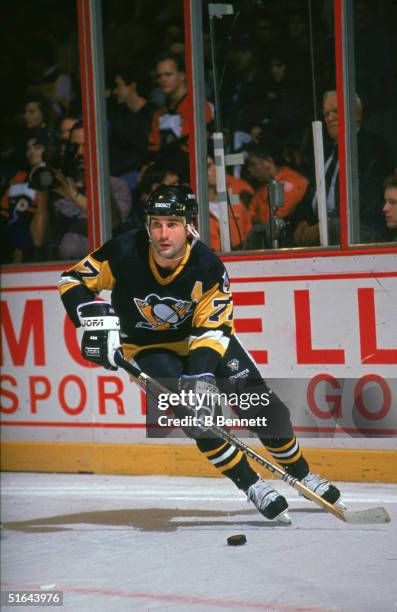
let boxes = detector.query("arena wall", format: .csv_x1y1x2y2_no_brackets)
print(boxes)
1,252,396,482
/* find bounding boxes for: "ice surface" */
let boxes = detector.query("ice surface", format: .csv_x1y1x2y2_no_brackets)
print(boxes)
1,473,397,611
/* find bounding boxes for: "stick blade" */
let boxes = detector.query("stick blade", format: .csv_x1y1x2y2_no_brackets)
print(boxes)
342,506,391,525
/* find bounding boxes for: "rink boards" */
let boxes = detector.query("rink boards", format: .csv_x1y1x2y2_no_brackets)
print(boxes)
1,251,397,481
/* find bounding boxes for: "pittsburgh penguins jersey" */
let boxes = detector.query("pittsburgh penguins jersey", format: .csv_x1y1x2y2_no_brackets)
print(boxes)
59,229,234,374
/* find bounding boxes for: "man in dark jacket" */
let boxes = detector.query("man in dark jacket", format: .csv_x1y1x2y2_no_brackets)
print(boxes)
292,90,393,246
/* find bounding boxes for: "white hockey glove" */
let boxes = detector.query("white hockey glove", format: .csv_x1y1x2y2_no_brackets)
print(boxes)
78,301,122,370
178,374,220,437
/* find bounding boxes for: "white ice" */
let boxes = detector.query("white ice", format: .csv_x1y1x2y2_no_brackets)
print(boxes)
1,473,397,611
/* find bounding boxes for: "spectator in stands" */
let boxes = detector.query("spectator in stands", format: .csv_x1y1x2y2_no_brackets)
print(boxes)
285,10,311,84
382,174,397,240
109,66,156,183
0,132,48,263
253,12,279,60
44,121,131,259
207,148,252,252
222,42,259,138
233,49,309,159
132,162,181,229
59,115,79,142
24,93,53,132
246,140,308,227
292,90,394,246
161,17,185,57
161,18,185,55
56,114,79,173
5,92,56,174
25,35,75,116
148,52,213,181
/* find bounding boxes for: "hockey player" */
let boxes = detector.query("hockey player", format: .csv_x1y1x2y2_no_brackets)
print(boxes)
59,184,341,522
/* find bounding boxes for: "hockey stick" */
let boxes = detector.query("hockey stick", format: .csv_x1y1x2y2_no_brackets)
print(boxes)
115,352,391,525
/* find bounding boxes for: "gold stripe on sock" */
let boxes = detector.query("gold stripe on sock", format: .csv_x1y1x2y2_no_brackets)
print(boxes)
266,438,297,452
275,450,303,465
202,441,229,459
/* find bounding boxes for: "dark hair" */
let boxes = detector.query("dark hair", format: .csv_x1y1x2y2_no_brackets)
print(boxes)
139,161,180,195
245,139,285,166
384,174,397,190
114,65,151,98
28,127,49,150
155,52,185,74
24,92,53,126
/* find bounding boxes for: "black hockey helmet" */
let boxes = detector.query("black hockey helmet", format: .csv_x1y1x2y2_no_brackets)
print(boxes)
144,184,198,223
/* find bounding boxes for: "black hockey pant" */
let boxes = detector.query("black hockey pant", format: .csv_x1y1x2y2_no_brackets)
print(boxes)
135,335,309,491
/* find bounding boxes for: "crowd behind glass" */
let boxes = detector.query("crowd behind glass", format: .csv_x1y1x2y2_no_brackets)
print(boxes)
1,0,396,264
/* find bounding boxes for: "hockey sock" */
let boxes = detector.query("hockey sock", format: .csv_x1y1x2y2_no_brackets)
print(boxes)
261,436,309,480
195,438,258,491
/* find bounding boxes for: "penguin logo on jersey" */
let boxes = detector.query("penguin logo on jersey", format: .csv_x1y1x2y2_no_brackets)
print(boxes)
134,294,193,330
227,358,239,372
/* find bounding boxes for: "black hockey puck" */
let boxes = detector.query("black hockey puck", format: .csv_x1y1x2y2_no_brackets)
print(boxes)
227,534,247,546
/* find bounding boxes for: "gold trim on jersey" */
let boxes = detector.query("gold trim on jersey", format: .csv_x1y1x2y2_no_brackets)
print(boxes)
189,335,229,356
122,339,190,361
149,243,191,285
191,280,203,303
61,255,115,294
192,281,234,330
58,280,81,297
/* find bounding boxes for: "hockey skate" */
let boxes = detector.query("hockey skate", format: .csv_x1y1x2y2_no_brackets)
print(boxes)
300,472,345,507
247,478,291,523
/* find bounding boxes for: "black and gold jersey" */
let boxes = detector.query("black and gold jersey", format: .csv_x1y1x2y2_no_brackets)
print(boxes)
59,229,234,374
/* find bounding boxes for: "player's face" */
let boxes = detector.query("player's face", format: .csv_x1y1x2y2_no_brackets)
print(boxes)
149,216,188,261
383,187,397,229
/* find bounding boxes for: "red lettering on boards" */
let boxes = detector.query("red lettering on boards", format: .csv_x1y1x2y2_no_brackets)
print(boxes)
0,375,19,413
98,376,125,415
294,290,345,364
358,288,397,364
29,376,51,413
58,375,87,415
307,374,342,419
0,300,45,366
354,374,391,420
